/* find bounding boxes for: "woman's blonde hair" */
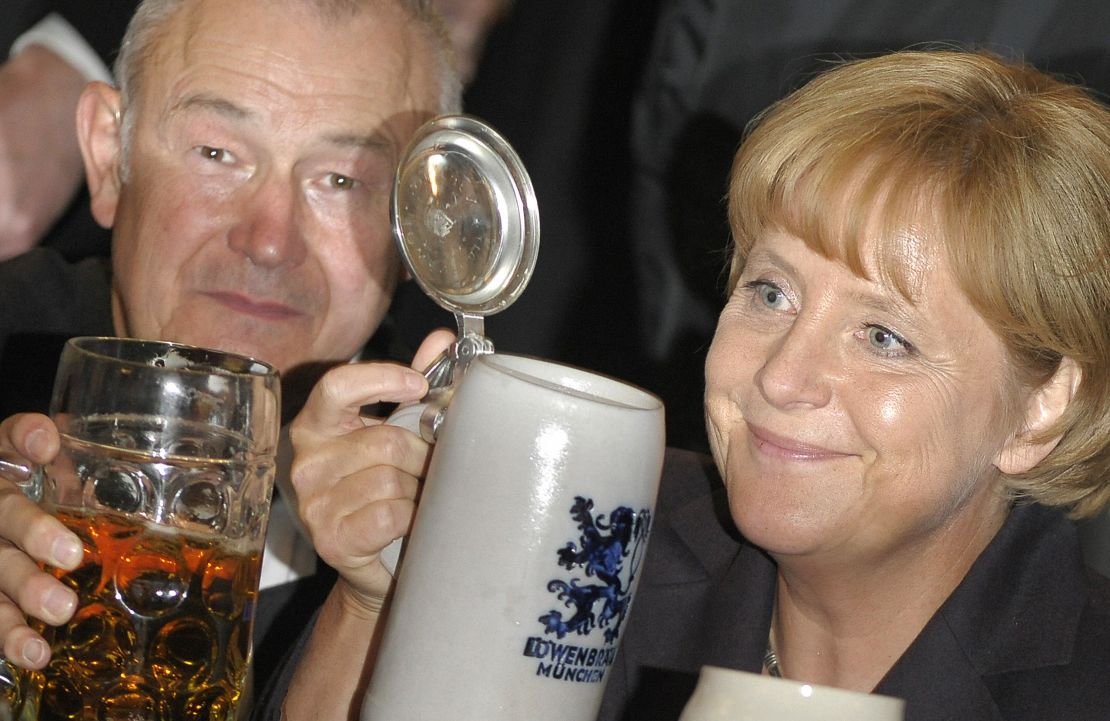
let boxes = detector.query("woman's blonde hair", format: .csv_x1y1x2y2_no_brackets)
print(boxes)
726,50,1110,517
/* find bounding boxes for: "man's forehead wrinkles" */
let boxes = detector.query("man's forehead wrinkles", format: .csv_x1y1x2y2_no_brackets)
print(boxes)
162,85,399,156
321,132,395,156
169,92,253,120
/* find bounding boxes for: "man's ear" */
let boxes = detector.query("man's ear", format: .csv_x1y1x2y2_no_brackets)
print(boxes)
995,357,1082,475
76,81,124,229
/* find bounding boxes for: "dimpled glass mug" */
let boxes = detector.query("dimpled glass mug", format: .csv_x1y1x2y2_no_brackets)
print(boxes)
679,666,906,721
363,353,665,721
0,337,280,721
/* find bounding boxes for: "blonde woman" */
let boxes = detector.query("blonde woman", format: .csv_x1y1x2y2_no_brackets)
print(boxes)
601,50,1110,721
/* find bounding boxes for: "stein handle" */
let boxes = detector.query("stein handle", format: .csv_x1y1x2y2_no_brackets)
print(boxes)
377,403,431,576
377,331,482,576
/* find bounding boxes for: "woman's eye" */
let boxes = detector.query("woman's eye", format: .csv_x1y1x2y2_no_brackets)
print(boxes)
196,145,234,164
747,281,791,311
326,173,360,191
866,325,913,355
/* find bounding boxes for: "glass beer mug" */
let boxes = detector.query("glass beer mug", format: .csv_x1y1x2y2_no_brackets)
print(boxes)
0,337,280,721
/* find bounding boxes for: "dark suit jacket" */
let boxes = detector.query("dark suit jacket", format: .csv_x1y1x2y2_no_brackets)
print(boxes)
600,449,1110,721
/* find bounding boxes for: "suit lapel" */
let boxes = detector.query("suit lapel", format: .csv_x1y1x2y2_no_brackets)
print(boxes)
877,504,1085,721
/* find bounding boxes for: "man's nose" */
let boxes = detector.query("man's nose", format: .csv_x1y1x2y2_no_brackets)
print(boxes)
754,316,836,411
227,177,307,268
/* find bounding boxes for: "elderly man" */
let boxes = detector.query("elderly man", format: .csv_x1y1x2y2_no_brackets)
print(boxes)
0,0,459,689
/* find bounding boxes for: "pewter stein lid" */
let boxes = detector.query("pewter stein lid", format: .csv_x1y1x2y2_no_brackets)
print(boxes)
392,114,539,318
388,115,540,439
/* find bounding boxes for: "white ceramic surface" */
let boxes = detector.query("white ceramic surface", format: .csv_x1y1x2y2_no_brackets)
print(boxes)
679,666,905,721
363,354,665,721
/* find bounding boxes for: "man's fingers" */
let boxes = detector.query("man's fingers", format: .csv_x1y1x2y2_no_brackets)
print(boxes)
295,363,428,437
0,413,60,466
291,424,429,500
333,497,417,566
0,542,76,671
0,485,83,570
299,463,420,556
0,543,77,626
2,629,52,670
0,605,52,670
411,328,456,372
0,414,78,570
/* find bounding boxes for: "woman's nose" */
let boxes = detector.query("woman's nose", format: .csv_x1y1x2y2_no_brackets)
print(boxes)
227,179,307,268
754,317,835,410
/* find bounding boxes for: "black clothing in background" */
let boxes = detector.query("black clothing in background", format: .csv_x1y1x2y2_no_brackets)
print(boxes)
40,0,140,66
2,0,139,69
0,248,113,417
0,0,46,52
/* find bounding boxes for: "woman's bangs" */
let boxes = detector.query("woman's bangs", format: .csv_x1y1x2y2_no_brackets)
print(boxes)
770,155,934,299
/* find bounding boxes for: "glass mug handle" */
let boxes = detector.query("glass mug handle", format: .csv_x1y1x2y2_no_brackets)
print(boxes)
0,452,39,704
0,451,41,502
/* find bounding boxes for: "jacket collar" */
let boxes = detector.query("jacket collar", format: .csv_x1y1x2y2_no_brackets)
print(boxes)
655,450,776,673
877,503,1086,720
658,456,1088,719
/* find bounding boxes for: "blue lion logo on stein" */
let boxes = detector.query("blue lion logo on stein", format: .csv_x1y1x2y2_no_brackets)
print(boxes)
539,496,651,643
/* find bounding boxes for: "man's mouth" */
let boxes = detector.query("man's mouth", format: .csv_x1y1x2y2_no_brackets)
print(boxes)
202,291,301,321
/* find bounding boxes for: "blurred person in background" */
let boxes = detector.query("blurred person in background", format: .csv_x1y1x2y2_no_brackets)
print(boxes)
0,1,138,261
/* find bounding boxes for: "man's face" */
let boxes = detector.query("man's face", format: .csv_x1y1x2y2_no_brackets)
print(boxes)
93,0,440,373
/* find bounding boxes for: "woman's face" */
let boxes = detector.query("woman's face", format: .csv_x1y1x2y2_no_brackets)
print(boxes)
704,227,1022,565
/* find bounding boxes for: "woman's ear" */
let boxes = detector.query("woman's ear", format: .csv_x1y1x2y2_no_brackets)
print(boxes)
995,357,1082,475
75,81,124,229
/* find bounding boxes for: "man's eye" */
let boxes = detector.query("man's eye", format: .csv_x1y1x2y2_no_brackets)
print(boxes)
326,173,360,191
196,145,234,164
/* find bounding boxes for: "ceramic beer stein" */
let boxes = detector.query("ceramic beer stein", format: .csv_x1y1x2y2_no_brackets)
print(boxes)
363,116,665,720
679,667,906,721
365,353,664,720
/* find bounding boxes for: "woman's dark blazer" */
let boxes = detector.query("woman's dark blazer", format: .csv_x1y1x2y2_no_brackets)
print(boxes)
600,449,1110,721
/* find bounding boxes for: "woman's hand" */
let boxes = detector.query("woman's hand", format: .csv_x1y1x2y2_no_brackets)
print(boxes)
0,413,81,669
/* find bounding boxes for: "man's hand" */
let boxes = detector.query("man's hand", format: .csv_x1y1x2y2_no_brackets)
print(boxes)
0,45,88,260
0,414,82,669
289,330,454,614
277,330,453,721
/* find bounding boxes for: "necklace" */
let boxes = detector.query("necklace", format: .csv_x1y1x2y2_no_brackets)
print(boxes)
762,645,783,678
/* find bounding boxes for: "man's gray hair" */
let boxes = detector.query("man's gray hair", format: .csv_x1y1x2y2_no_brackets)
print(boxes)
113,0,463,178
